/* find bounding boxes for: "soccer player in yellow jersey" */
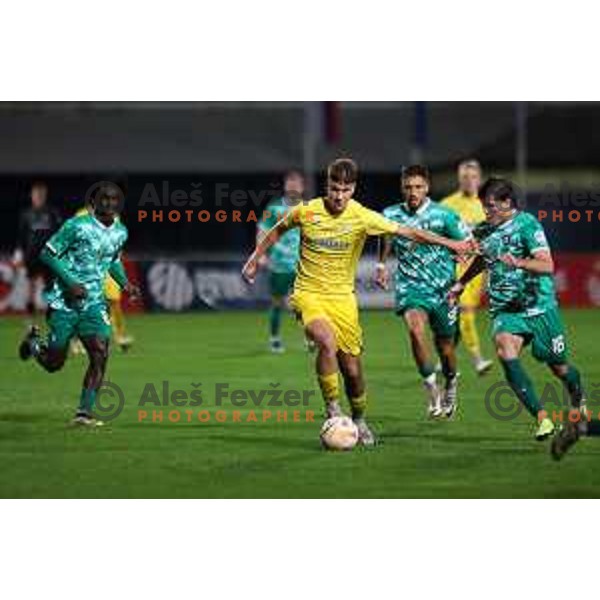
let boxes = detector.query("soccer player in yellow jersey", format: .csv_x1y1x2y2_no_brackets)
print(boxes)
242,158,473,445
441,160,493,375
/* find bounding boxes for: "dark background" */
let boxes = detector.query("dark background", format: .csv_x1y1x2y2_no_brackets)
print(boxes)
1,101,599,255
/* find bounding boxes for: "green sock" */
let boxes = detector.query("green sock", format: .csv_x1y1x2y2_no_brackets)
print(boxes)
500,358,542,418
78,388,97,415
557,365,584,406
269,305,282,338
418,362,435,379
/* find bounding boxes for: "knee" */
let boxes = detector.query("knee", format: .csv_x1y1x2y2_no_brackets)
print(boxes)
435,337,453,356
495,335,517,361
406,318,426,341
343,360,361,382
550,363,568,377
309,329,337,357
315,335,337,357
88,348,108,370
496,346,512,361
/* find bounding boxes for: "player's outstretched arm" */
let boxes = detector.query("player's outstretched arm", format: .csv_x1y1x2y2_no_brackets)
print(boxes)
242,219,288,284
374,236,392,289
395,224,476,255
499,249,554,274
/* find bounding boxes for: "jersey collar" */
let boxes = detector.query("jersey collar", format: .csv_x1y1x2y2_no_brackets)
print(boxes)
91,214,116,230
495,210,519,230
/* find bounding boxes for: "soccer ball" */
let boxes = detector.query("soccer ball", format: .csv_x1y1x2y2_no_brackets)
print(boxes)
320,416,359,451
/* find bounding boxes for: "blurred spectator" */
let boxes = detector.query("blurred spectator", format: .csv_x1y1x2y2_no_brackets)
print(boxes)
13,181,62,318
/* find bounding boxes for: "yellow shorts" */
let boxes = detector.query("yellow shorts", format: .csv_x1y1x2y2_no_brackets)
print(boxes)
104,276,122,302
290,290,363,356
456,264,484,309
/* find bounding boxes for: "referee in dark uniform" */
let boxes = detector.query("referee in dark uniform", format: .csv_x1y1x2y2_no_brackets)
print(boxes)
13,181,62,317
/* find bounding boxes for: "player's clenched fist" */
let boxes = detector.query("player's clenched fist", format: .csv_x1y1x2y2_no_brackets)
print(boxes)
451,238,479,256
125,282,142,301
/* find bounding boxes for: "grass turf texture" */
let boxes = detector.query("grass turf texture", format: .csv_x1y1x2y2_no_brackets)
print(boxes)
1,309,600,498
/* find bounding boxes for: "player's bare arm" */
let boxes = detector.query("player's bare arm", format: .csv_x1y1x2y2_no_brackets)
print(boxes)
498,249,554,274
242,219,290,284
374,236,392,289
395,223,476,255
448,254,487,306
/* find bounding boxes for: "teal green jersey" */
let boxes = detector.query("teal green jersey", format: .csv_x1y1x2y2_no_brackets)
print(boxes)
474,211,557,316
383,198,469,302
259,197,301,274
44,214,128,311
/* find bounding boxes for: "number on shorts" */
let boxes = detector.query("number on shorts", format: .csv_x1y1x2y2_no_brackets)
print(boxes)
552,335,565,355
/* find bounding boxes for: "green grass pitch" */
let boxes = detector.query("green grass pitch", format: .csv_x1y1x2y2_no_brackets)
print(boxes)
1,309,600,498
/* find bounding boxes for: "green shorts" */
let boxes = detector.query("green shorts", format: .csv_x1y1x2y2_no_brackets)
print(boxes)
492,306,568,364
396,295,459,340
47,303,112,349
269,271,296,297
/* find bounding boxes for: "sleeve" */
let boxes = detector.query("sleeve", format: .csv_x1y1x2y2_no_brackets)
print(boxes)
39,247,79,288
444,210,470,240
280,204,304,231
44,218,79,258
361,206,399,236
108,228,129,289
258,204,277,232
108,260,128,289
522,217,550,254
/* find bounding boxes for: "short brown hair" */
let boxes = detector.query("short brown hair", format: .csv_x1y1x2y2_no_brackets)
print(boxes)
458,158,481,173
402,164,430,182
328,158,358,184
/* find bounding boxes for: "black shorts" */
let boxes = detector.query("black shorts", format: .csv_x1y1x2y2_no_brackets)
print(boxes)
25,256,48,280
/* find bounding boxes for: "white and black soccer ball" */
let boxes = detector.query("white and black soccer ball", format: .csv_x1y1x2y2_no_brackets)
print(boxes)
320,416,359,451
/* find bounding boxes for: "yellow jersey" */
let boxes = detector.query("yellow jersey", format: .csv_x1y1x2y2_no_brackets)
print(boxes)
441,191,485,229
284,197,398,296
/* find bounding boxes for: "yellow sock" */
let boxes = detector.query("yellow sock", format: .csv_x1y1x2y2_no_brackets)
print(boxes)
318,372,340,405
111,301,126,340
349,393,367,419
460,310,481,360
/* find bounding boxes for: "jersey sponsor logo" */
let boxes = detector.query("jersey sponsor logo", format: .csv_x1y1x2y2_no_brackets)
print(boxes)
309,237,351,250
